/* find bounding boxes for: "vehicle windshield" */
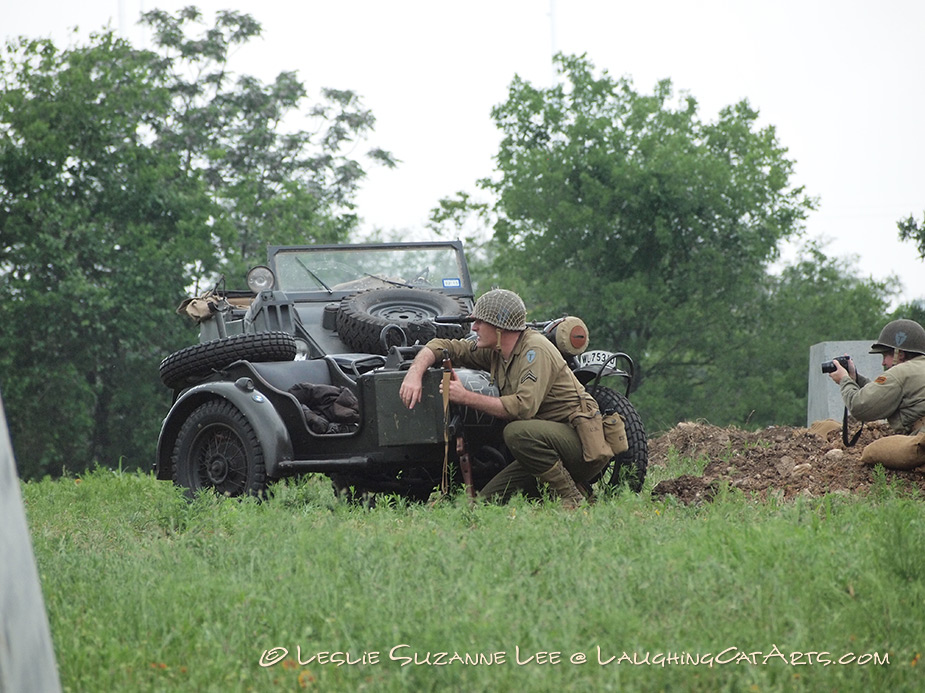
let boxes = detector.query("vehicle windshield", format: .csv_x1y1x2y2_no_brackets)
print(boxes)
270,244,471,295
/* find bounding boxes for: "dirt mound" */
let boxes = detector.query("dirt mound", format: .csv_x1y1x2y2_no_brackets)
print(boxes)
648,420,925,504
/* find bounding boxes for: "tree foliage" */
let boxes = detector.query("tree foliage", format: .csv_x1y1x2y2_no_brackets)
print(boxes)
435,54,892,430
897,212,925,261
0,8,391,479
638,243,891,430
142,7,395,281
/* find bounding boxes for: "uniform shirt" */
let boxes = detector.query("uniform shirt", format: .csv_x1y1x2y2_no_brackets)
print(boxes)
425,329,594,422
839,355,925,433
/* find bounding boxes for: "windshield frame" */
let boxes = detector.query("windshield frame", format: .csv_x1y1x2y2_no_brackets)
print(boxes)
265,240,474,301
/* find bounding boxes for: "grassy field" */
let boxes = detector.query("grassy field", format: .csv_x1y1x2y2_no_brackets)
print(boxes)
22,458,924,692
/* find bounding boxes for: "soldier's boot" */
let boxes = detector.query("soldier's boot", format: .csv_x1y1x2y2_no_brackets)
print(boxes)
575,481,595,504
538,460,585,510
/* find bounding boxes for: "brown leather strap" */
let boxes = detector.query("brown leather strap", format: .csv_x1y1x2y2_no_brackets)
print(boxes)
441,369,451,495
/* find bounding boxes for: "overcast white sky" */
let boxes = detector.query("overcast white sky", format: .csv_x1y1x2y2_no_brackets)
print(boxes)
6,0,924,306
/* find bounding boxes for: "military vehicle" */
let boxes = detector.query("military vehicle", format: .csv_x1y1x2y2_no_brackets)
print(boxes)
155,241,647,500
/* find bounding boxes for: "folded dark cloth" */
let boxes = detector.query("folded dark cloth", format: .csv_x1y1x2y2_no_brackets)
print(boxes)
288,383,360,433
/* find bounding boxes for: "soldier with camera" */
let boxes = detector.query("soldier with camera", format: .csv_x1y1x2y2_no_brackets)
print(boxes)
827,318,925,469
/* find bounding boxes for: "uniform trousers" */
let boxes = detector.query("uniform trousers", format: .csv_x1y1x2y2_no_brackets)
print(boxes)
478,419,596,502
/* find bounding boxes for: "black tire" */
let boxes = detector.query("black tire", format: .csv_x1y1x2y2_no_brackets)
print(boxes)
171,399,267,497
159,331,297,390
587,385,648,492
336,288,470,354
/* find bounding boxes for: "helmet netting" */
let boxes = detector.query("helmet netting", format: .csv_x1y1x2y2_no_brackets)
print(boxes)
471,289,527,331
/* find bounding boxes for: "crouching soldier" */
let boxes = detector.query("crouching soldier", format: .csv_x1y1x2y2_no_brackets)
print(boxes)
828,318,925,469
399,289,614,507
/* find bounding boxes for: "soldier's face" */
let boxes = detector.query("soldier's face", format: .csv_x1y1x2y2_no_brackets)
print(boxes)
471,319,495,348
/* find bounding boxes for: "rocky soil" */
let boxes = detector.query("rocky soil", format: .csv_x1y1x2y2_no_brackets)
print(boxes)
648,420,925,504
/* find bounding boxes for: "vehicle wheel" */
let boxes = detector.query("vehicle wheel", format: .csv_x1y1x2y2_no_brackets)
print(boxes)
587,385,648,492
336,287,471,354
172,399,267,497
159,331,297,390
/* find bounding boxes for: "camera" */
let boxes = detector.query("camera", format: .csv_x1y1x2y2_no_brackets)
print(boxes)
821,355,851,374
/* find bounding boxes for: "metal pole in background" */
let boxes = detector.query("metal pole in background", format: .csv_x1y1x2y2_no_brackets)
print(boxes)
0,391,62,693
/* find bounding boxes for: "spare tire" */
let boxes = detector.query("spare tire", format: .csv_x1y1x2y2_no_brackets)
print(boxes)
159,331,297,390
336,288,470,354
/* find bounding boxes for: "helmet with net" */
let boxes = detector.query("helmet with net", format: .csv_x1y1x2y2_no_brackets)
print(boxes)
470,289,527,331
869,319,925,356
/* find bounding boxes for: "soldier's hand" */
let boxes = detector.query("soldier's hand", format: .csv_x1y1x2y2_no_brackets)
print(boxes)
399,373,424,409
845,356,857,380
440,376,468,405
829,357,849,384
399,346,437,409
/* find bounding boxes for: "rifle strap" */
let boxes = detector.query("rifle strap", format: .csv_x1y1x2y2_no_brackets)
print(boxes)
842,406,863,448
441,368,452,495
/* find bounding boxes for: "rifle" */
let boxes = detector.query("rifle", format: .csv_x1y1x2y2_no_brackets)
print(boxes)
441,350,475,501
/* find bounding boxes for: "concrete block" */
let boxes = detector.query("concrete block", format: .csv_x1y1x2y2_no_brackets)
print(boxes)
807,341,884,426
0,391,62,693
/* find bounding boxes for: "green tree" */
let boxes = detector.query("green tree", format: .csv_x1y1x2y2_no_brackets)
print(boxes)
434,54,891,430
638,243,890,430
898,212,925,260
892,214,924,322
0,29,213,479
0,8,391,479
142,7,394,280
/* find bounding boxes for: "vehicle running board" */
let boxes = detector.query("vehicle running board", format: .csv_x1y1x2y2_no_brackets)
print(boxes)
277,457,370,472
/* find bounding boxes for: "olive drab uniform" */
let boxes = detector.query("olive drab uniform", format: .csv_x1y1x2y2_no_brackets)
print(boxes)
839,356,925,435
839,355,925,470
838,318,925,470
426,329,603,500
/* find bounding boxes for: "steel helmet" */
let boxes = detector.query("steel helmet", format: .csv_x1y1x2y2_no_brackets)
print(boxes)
869,319,925,356
470,289,527,331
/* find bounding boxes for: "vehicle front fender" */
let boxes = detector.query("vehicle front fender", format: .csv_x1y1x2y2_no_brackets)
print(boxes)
156,379,294,481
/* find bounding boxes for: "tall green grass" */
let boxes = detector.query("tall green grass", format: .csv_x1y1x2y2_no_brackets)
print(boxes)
22,463,924,692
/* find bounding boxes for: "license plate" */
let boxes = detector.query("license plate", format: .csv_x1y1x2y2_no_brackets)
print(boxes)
578,350,616,367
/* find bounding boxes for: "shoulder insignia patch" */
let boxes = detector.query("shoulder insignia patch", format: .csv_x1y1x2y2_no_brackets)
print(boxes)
521,370,537,384
875,375,888,384
525,349,536,364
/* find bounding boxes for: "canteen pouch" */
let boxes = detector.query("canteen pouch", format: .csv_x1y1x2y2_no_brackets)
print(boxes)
603,412,628,456
568,395,613,469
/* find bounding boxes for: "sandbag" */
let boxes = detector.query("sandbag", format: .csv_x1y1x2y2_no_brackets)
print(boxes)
860,433,925,470
808,419,841,437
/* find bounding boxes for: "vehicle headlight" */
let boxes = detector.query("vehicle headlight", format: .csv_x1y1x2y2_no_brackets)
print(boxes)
246,265,276,293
